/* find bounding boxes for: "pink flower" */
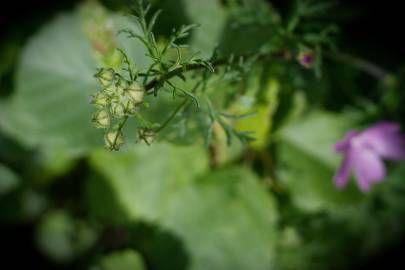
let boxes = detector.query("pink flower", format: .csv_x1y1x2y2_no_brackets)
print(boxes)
297,50,314,68
334,122,405,192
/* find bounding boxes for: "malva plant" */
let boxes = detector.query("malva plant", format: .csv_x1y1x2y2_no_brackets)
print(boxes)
91,0,326,150
90,0,405,192
3,1,405,269
91,1,215,149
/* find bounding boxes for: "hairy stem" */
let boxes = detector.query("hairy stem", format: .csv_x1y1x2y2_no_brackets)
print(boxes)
144,51,287,94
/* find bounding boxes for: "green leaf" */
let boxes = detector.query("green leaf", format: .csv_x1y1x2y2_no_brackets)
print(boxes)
88,143,209,222
94,250,146,270
0,13,100,156
157,0,226,58
161,168,278,270
232,78,280,150
88,143,278,270
278,110,364,212
0,164,19,196
0,8,149,160
218,1,281,56
183,0,227,57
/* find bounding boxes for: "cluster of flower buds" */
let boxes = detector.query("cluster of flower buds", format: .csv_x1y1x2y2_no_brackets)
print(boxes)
91,68,145,150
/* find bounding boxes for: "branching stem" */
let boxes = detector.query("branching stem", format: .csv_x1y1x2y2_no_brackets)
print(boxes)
144,52,287,94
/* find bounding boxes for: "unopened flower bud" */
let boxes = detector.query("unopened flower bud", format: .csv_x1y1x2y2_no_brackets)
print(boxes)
95,68,115,88
297,50,314,68
92,110,110,129
91,92,109,108
110,102,126,118
104,131,124,151
104,83,117,95
115,78,130,95
124,100,136,114
126,82,144,105
138,128,156,145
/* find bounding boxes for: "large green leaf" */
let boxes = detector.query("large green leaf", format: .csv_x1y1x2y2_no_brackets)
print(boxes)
278,111,364,212
0,8,149,159
88,143,209,222
160,168,278,270
183,0,227,57
217,0,281,56
88,143,278,270
0,13,99,155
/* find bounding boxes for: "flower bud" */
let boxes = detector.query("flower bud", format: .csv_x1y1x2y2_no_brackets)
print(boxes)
123,100,137,115
115,78,130,95
104,83,117,95
126,82,144,105
104,131,124,151
92,110,110,129
91,92,109,108
110,102,126,118
95,68,115,88
297,50,314,68
138,128,156,145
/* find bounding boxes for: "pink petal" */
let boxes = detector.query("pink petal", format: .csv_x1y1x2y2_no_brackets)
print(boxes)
334,130,358,153
351,145,386,192
334,151,353,189
361,122,405,160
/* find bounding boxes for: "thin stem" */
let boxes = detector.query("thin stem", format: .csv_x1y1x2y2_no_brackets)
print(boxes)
143,50,390,96
117,48,134,81
112,115,129,150
326,52,389,80
154,98,189,133
144,51,287,94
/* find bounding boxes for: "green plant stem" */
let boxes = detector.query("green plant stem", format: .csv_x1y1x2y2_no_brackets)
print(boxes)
326,52,389,80
154,98,189,133
144,51,288,94
144,50,390,96
112,116,128,149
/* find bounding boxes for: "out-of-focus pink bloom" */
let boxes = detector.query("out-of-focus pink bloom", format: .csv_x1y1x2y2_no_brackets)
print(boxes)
297,51,314,68
334,122,405,192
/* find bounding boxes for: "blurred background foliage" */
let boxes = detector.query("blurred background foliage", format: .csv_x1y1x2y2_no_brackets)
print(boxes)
1,0,405,269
